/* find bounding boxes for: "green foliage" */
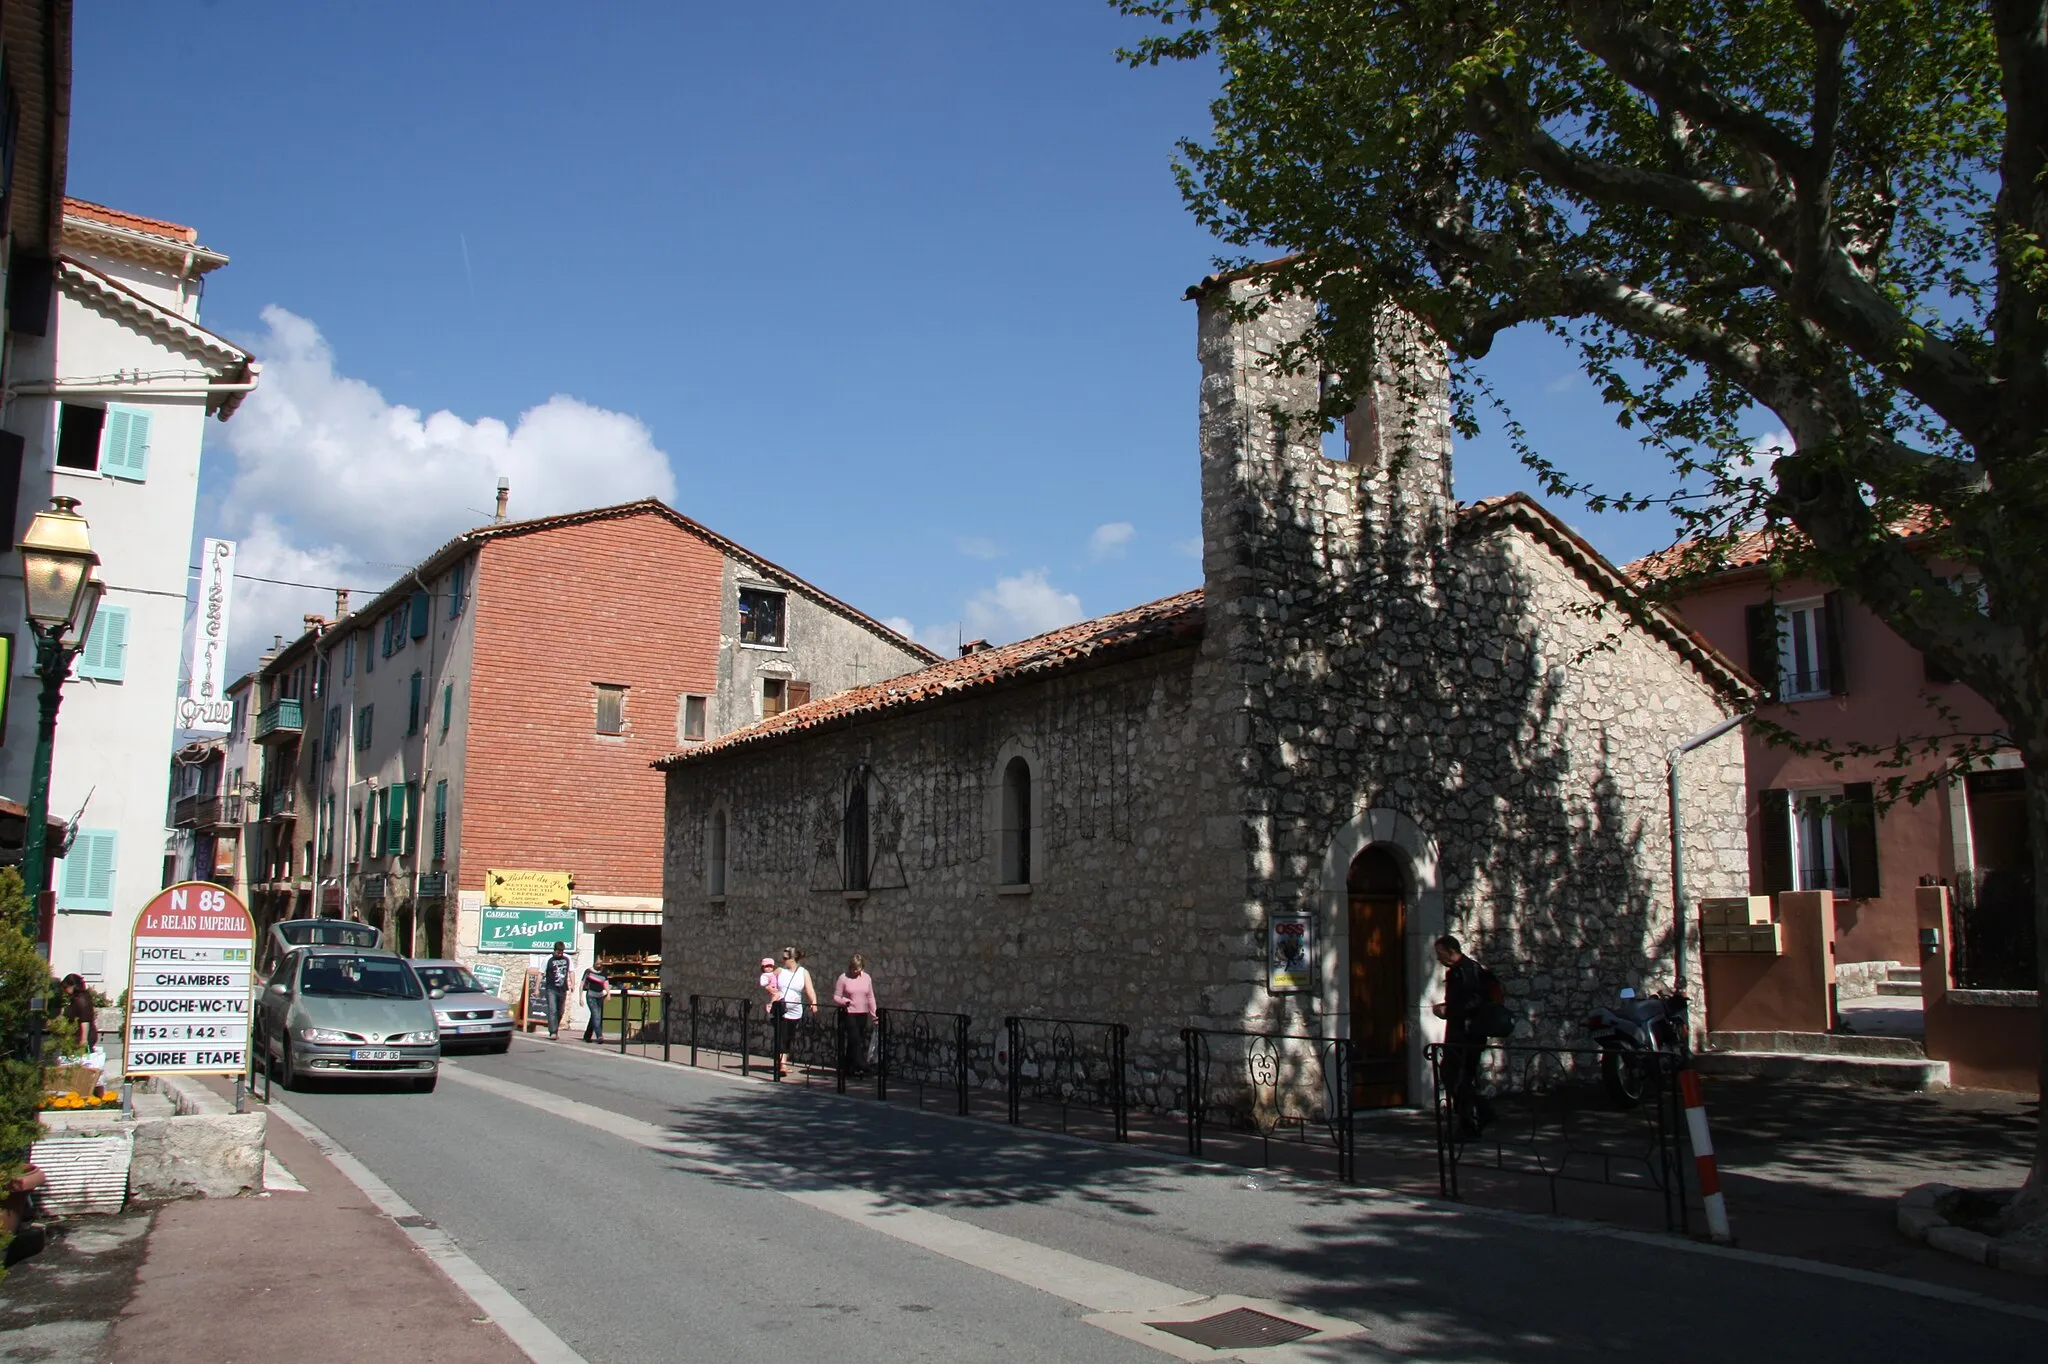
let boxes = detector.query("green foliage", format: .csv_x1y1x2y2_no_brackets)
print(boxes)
1115,1,2043,763
0,869,53,1223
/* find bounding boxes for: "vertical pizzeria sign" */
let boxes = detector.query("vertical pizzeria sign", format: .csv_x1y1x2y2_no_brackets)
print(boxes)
177,537,236,734
124,881,255,1076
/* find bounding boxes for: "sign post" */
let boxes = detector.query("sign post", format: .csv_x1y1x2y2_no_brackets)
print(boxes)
124,881,255,1076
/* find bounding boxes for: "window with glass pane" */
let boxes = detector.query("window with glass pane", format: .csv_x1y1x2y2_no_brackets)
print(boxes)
682,694,707,742
1792,789,1851,892
738,589,786,646
1776,599,1830,699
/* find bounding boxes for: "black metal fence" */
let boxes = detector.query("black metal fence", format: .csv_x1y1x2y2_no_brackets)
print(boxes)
1426,1041,1691,1233
1004,1016,1128,1139
1182,1028,1354,1182
878,1007,971,1115
687,993,767,1075
609,991,669,1060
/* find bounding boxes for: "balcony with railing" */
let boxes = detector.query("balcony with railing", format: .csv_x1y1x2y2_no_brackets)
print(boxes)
255,697,304,745
260,786,298,821
173,792,244,829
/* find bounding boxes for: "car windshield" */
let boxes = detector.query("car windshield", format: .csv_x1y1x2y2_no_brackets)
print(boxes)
277,920,382,949
414,965,484,995
298,954,423,1000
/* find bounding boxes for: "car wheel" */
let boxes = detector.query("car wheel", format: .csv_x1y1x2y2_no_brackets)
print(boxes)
413,1074,438,1094
489,1037,511,1054
280,1038,304,1092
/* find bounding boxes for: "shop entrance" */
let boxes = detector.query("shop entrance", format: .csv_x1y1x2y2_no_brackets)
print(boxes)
1347,845,1408,1107
594,924,662,1025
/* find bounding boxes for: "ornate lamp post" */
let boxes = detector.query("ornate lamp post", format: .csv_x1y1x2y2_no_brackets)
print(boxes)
16,496,103,936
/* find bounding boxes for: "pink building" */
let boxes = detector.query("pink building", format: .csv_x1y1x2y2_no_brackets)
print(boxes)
1635,526,2033,981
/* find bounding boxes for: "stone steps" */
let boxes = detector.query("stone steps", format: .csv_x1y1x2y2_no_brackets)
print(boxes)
1876,980,1924,997
1886,965,1923,986
1706,1030,1926,1060
1693,1049,1949,1091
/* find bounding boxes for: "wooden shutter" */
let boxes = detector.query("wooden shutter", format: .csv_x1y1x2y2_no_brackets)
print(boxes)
410,590,430,639
1842,782,1882,899
408,672,422,734
433,781,448,860
61,830,117,910
787,681,812,708
101,407,150,481
404,783,420,856
1745,603,1781,698
441,682,453,738
1757,788,1793,893
76,605,129,680
1822,590,1848,694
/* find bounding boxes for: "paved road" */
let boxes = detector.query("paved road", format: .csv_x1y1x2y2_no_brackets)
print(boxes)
277,1038,2045,1363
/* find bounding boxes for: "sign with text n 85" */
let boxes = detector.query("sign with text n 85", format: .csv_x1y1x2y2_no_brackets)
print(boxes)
477,907,577,954
125,881,254,1075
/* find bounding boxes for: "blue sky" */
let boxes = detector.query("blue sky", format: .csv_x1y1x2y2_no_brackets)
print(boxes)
72,2,1713,667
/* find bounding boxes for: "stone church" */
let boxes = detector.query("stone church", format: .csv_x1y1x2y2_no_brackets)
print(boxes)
658,271,1751,1109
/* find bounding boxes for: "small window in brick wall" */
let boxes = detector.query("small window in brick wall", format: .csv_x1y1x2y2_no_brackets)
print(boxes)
595,684,626,736
681,694,707,743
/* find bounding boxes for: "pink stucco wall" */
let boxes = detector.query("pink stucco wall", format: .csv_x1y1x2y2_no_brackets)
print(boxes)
1670,568,2007,965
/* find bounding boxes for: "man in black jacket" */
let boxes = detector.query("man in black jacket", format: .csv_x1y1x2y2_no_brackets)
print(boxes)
1432,934,1492,1138
540,942,574,1040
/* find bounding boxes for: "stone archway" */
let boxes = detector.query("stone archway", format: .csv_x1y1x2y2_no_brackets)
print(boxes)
1318,807,1444,1108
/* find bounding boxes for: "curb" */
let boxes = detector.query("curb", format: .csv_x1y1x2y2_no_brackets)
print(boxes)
1898,1184,2048,1277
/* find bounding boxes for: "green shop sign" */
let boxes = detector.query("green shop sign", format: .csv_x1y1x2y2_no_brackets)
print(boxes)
478,907,579,954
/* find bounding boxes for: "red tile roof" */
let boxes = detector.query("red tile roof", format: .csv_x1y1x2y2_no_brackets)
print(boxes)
1625,508,1943,583
63,197,198,244
657,590,1206,766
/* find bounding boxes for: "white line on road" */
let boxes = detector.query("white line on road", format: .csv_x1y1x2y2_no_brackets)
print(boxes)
265,1098,590,1364
437,1062,1371,1359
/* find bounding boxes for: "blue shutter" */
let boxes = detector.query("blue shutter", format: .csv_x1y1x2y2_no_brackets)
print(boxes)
410,590,430,639
408,671,422,734
100,406,151,481
448,562,467,618
75,605,130,681
58,829,118,911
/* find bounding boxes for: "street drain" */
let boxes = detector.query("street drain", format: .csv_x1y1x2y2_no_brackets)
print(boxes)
392,1215,437,1229
1146,1307,1319,1350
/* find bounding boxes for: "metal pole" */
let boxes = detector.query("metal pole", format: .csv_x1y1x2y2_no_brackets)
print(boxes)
1182,1029,1201,1158
20,627,70,936
955,1014,969,1116
689,994,700,1068
876,1009,890,1102
1112,1024,1129,1142
1667,712,1748,991
1005,1018,1021,1126
662,992,672,1065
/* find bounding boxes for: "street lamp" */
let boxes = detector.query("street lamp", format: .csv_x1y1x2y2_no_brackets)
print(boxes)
16,496,102,937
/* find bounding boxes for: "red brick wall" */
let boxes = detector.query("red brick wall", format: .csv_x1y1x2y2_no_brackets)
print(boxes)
459,513,722,896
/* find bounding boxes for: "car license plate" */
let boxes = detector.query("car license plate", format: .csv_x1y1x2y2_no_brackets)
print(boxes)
351,1048,403,1062
452,1025,484,1034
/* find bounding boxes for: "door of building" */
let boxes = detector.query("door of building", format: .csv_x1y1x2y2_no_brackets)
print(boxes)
1348,845,1408,1107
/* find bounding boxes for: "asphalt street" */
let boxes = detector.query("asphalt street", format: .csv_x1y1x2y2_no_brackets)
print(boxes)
277,1038,2047,1363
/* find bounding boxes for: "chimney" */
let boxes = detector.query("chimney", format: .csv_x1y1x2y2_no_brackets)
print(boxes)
958,639,991,657
303,614,326,636
335,587,350,617
494,477,510,523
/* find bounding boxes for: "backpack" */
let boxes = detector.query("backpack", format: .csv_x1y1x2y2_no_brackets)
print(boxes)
1476,964,1516,1038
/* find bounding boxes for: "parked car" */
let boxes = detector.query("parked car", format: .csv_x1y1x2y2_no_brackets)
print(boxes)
255,946,441,1092
410,959,514,1053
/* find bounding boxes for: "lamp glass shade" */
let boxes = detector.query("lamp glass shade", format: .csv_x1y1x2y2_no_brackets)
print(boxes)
18,498,100,630
67,575,106,649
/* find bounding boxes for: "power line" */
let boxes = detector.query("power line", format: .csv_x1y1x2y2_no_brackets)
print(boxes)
186,564,381,596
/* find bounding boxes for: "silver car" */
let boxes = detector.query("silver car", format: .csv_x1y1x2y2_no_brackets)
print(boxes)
257,947,442,1092
411,959,514,1053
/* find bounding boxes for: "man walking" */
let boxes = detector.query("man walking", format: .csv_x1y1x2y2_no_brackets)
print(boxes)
1431,934,1494,1138
540,942,574,1041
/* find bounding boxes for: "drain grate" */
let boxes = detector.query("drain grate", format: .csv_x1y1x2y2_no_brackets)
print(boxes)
1147,1307,1319,1350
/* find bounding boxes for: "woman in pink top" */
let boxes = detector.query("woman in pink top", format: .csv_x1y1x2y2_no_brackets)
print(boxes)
833,954,878,1078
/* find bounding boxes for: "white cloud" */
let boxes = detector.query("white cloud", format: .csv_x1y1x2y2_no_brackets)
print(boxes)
1174,535,1203,559
954,535,1002,560
210,306,675,673
964,570,1083,643
1088,521,1135,560
1542,372,1579,396
1743,429,1795,470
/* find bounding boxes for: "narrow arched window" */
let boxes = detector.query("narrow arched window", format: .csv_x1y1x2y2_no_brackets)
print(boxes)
842,769,870,892
1000,756,1032,885
707,807,728,897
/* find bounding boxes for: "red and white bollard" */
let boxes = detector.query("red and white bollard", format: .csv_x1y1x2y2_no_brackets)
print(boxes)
1678,1067,1733,1244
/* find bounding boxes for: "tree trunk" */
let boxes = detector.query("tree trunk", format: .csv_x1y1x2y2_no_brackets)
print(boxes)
2009,754,2048,1226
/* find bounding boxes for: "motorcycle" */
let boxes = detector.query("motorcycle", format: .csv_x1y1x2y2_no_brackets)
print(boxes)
1584,987,1689,1108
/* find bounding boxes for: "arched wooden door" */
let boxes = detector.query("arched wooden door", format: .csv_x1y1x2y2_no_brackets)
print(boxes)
1348,845,1408,1107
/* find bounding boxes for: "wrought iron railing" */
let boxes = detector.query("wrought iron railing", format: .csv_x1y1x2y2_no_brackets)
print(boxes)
877,1007,971,1115
1182,1028,1354,1182
1426,1041,1691,1233
687,993,765,1075
1005,1015,1129,1139
255,697,303,743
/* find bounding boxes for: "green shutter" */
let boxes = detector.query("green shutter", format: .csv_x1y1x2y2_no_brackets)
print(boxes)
433,780,448,860
59,829,117,910
408,671,422,734
101,406,151,481
405,783,420,856
75,605,130,681
441,682,452,738
410,590,430,639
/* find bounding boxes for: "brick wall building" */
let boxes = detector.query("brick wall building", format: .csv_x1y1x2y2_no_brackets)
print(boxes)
246,499,934,1027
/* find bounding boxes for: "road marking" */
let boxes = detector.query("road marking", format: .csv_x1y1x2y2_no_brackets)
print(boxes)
504,1036,2048,1329
438,1063,1369,1358
265,1098,589,1364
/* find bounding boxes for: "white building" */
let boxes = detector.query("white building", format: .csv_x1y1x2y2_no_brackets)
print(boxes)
0,199,257,995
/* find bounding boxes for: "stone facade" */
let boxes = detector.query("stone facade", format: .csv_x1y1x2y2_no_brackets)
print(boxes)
661,277,1751,1110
